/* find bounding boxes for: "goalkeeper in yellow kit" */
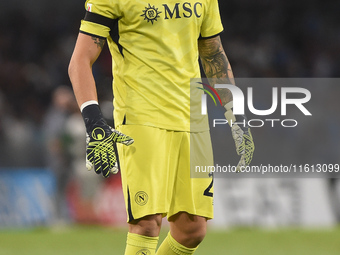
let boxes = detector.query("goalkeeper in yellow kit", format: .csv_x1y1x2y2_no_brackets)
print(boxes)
68,0,254,254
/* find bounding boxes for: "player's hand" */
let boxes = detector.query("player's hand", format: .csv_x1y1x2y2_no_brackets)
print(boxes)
82,103,134,178
224,102,255,172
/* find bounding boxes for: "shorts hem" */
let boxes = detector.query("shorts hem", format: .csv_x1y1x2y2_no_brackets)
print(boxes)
167,210,214,221
126,210,167,223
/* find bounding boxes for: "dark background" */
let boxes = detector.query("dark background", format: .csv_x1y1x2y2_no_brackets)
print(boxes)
0,0,339,167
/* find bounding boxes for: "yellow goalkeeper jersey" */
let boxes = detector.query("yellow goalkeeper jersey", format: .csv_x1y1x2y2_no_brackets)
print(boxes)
80,0,223,132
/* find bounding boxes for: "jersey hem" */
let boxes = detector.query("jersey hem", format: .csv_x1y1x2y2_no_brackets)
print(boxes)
199,31,223,40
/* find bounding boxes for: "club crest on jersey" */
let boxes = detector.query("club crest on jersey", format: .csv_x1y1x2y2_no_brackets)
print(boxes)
141,4,162,24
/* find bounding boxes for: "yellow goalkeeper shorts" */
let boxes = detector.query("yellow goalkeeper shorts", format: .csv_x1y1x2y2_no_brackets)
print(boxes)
116,124,214,222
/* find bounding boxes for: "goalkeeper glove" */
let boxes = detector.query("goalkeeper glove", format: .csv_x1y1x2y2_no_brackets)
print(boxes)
81,102,134,178
224,101,255,172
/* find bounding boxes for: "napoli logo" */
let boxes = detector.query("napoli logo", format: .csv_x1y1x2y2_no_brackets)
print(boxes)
91,127,105,140
135,191,148,206
136,249,151,255
141,4,161,24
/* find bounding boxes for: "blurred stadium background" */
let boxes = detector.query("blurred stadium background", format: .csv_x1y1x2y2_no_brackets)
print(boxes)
1,0,340,254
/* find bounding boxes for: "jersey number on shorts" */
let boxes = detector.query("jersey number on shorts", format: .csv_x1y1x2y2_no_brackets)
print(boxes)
203,173,213,197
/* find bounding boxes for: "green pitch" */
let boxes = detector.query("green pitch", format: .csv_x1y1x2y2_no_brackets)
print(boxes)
1,226,340,255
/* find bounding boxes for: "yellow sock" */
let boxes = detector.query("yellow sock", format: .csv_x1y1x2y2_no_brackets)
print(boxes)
124,232,159,255
156,232,197,255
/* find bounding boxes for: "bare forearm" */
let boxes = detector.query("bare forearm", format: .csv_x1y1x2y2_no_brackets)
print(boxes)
68,33,105,108
198,36,234,105
69,59,98,108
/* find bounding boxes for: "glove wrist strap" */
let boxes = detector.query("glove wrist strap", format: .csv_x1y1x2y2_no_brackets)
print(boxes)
223,101,249,130
224,101,236,127
223,101,233,111
81,103,105,134
80,100,98,112
224,111,236,127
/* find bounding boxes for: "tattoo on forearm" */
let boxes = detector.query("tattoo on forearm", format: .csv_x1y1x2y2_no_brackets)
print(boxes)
199,37,234,105
201,50,229,78
91,36,106,49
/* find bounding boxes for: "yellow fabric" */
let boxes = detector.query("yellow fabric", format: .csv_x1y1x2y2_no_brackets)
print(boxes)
117,125,214,222
79,0,223,132
125,232,159,255
156,232,197,255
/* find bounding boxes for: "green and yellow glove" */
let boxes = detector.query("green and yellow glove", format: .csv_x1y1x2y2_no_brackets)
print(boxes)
81,102,134,178
224,101,255,171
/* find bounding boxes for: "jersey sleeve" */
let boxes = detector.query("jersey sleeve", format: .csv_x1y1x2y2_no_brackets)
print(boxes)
79,0,121,38
200,0,224,38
